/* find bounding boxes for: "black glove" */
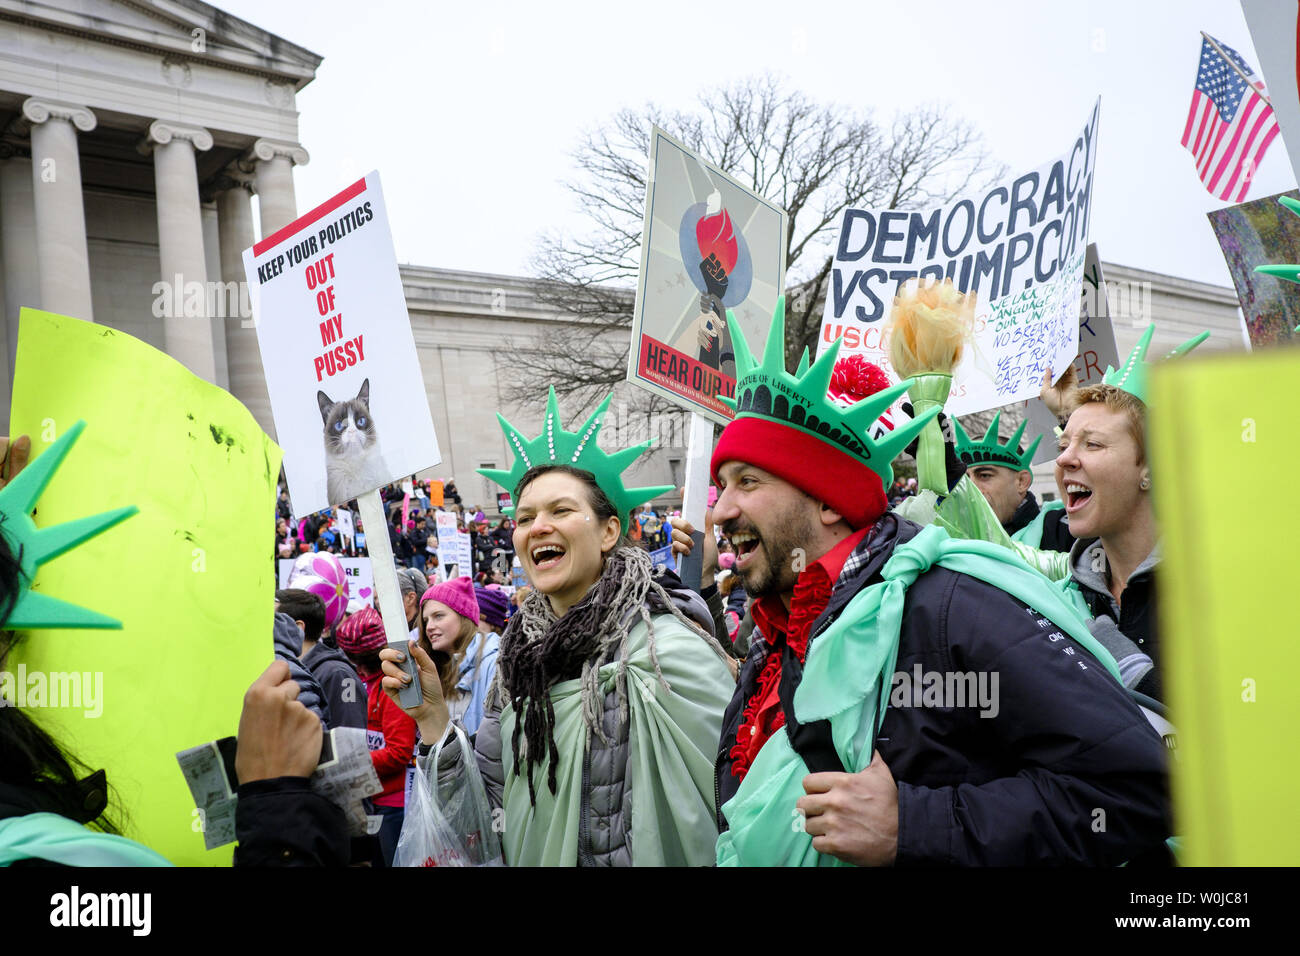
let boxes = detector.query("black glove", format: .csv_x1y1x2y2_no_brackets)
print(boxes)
899,403,966,493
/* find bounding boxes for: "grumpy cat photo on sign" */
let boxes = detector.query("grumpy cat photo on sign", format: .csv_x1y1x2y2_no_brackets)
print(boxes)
318,378,390,504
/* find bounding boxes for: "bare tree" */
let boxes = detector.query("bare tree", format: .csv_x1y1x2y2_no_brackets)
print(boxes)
509,74,1004,417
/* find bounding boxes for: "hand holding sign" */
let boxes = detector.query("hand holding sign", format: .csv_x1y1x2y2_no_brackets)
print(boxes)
1039,364,1077,419
380,639,450,744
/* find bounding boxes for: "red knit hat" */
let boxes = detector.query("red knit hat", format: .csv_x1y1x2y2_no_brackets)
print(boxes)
336,606,387,655
711,418,887,529
711,353,905,530
420,576,480,624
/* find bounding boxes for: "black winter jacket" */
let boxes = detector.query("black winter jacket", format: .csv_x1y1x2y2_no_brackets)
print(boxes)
716,513,1172,866
302,640,368,731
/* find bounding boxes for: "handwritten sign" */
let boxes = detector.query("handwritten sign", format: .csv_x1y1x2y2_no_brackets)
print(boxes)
819,101,1100,416
1021,244,1120,464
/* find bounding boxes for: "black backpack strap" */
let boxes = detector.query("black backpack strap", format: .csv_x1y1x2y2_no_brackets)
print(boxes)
778,646,846,775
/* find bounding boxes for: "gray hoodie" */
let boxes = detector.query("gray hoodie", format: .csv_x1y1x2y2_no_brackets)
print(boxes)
272,612,330,727
1068,538,1160,693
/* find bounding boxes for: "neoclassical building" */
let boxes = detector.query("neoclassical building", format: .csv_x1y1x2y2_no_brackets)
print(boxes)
0,0,314,429
0,0,1249,515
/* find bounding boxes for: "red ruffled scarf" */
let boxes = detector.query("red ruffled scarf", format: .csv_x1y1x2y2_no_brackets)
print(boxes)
729,570,835,781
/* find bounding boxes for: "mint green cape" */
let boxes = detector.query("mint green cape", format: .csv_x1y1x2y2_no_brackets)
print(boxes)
499,613,733,866
0,812,172,866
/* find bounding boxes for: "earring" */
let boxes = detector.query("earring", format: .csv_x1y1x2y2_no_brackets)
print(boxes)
1139,477,1151,490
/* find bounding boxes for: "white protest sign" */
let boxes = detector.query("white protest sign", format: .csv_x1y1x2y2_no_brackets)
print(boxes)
243,171,441,517
434,510,461,576
456,530,473,575
1021,244,1120,464
820,100,1100,417
279,557,375,605
336,507,354,541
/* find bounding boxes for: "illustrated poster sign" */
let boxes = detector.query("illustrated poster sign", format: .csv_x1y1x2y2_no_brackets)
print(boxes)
628,127,788,424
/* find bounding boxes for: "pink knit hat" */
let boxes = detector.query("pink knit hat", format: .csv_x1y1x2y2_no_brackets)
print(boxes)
420,576,480,624
336,606,387,655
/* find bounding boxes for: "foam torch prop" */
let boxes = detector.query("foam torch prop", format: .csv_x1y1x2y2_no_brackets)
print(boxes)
1252,195,1300,332
885,278,975,496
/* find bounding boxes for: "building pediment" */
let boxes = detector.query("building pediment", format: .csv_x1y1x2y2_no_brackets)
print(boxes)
0,0,321,86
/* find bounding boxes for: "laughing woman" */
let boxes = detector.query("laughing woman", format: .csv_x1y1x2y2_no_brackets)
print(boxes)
1052,327,1207,705
382,390,735,866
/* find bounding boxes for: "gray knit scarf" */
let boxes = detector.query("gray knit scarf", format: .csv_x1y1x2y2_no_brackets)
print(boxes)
494,545,721,803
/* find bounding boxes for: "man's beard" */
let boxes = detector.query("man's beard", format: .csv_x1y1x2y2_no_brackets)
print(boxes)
730,508,817,599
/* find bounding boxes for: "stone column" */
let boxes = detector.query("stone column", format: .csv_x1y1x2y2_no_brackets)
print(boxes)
242,138,310,234
22,97,96,322
214,175,275,435
0,151,40,389
141,119,216,382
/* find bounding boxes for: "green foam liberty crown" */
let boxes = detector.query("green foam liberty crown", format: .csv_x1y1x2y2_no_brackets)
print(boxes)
0,420,137,629
478,387,673,534
1101,324,1210,406
718,296,938,486
953,412,1040,471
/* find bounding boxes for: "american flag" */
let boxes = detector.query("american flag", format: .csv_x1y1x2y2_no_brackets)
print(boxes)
1181,35,1279,202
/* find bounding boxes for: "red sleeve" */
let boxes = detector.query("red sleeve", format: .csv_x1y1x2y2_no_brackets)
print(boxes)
369,689,417,779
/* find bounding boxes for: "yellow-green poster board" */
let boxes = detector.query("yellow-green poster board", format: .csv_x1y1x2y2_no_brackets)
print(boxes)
6,309,281,865
1150,347,1299,866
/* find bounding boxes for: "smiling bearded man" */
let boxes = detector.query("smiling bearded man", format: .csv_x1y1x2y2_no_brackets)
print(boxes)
703,298,1172,867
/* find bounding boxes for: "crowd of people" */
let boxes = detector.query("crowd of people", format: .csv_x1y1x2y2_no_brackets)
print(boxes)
1,312,1199,868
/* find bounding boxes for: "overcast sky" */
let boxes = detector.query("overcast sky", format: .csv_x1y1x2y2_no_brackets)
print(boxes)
217,0,1295,291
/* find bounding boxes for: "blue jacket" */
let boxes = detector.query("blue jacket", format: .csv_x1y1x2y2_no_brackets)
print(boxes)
456,631,500,737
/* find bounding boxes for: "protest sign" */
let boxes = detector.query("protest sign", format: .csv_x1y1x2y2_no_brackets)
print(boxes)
1020,244,1120,464
649,545,675,574
1207,189,1300,348
336,506,354,541
820,100,1100,417
434,509,461,576
496,491,512,512
628,127,788,424
279,556,374,606
1150,347,1299,864
456,530,473,575
9,308,280,865
243,171,441,516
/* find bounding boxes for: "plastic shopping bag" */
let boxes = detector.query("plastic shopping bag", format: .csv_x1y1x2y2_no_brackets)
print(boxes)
393,724,503,867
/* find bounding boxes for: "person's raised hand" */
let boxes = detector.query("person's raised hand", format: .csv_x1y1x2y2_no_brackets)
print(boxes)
669,506,719,589
235,661,322,784
1040,364,1078,419
381,639,450,743
796,750,899,866
0,435,31,491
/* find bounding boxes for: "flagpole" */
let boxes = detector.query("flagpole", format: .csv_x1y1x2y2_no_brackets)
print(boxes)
1201,31,1272,105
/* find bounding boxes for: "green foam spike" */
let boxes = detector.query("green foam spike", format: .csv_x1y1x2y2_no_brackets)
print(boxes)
722,298,928,486
0,420,137,629
1100,324,1208,405
954,412,1040,471
477,388,672,534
